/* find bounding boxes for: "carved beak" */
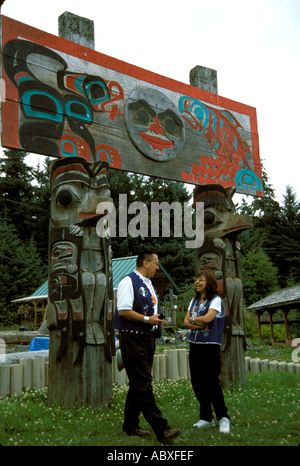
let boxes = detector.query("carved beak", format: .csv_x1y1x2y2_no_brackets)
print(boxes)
222,213,253,235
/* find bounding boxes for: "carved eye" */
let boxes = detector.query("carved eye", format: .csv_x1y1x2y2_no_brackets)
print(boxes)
159,115,182,138
128,100,156,127
204,210,216,225
55,186,80,207
137,109,150,125
203,208,223,228
163,117,176,133
57,189,73,206
132,107,155,127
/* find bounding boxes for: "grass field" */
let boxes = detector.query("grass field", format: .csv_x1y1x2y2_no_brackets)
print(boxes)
0,371,299,447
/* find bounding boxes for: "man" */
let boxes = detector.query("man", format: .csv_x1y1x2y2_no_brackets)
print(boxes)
114,249,181,442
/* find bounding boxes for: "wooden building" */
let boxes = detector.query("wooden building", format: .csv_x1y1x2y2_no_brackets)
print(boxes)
247,284,300,343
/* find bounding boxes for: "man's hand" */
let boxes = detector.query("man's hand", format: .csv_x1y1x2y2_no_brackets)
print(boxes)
149,315,166,325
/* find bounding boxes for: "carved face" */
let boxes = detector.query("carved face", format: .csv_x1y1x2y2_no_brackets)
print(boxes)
194,186,252,239
203,205,232,239
50,241,78,270
204,206,253,238
125,88,185,162
50,157,112,228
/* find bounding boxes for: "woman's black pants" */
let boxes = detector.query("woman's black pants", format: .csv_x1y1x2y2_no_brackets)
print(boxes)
189,342,229,422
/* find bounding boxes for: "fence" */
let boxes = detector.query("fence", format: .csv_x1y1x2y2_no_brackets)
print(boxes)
0,349,299,398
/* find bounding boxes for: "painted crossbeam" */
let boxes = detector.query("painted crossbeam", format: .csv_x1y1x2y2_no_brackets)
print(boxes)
1,15,262,196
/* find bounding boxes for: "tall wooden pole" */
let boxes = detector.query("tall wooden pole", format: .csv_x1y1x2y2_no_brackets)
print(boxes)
190,65,252,388
47,13,114,408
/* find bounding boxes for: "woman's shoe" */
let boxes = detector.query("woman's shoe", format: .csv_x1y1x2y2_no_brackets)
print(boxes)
193,419,215,428
219,417,230,433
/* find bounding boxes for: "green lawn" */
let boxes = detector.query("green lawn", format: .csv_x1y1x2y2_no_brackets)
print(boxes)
0,371,299,446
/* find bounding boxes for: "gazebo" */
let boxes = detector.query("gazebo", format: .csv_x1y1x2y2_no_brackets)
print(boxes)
247,284,300,343
11,281,48,330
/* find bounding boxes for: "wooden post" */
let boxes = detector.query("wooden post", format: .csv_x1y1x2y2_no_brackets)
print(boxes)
58,12,94,49
47,14,115,408
190,65,252,388
268,310,275,343
190,65,218,94
282,309,289,343
257,311,262,343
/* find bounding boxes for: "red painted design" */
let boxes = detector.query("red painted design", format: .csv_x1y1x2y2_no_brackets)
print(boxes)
101,81,124,120
95,144,122,169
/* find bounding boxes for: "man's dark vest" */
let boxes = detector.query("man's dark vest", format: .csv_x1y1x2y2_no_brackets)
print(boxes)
114,271,158,334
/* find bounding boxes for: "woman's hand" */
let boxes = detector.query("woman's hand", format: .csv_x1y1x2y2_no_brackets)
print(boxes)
189,320,207,329
184,311,206,329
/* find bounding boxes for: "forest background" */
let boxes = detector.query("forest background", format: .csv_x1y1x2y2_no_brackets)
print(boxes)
0,148,299,331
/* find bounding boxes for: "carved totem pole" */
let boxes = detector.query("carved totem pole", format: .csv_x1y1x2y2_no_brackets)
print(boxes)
189,66,254,387
194,185,252,387
47,157,115,407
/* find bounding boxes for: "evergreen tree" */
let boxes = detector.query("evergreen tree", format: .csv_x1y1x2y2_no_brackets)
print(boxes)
0,149,35,240
241,248,279,305
30,157,51,264
0,220,47,325
273,185,300,284
238,162,300,292
107,170,195,285
0,150,51,265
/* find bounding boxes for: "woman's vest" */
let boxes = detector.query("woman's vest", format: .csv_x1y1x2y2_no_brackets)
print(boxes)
188,295,225,345
114,271,159,334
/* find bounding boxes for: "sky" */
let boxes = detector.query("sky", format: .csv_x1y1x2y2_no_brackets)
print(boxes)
1,0,300,205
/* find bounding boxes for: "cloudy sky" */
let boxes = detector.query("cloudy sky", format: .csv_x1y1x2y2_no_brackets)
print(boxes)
1,0,299,204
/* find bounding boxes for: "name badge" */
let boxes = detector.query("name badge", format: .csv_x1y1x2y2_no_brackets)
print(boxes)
139,287,148,297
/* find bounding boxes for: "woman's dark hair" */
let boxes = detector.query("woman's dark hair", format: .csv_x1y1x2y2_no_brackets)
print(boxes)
195,270,218,301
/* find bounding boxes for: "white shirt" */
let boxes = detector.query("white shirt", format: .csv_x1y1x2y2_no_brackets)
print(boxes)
117,270,158,315
188,295,222,317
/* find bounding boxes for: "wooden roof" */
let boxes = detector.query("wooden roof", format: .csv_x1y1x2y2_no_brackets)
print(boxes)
247,284,300,312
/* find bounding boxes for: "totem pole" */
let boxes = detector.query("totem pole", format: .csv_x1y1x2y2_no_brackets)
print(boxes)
44,13,115,408
194,185,252,387
47,157,115,407
190,66,253,387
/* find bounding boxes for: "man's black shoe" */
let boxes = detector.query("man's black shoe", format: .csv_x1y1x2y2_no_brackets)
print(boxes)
125,428,151,437
158,428,181,442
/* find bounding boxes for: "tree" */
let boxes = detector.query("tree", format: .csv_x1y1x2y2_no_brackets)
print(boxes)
0,220,47,325
107,170,195,285
275,185,300,284
0,148,35,241
237,162,300,289
241,248,279,305
0,150,51,266
29,157,51,264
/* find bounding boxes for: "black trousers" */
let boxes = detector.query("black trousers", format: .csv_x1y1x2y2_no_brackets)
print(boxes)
189,343,229,422
119,332,170,437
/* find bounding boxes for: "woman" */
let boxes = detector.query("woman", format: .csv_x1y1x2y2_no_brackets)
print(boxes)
184,270,230,433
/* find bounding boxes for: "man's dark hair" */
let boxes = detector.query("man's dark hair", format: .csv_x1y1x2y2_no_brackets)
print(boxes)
136,249,158,268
